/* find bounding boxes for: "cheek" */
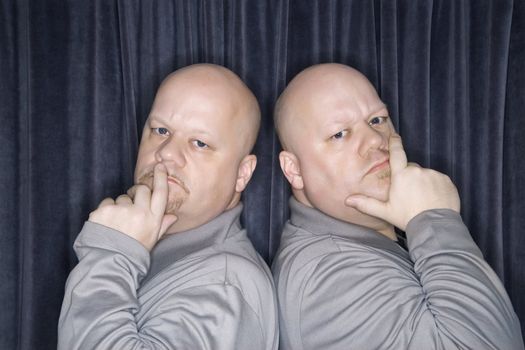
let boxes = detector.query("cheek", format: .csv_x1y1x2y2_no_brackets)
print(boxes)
387,118,395,130
359,173,391,200
302,153,343,194
337,166,364,197
193,158,238,195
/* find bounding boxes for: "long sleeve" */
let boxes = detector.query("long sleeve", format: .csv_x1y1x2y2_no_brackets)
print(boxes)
290,210,523,349
405,209,524,349
58,222,269,350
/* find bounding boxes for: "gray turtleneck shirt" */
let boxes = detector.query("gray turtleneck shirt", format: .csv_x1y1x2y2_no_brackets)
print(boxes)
58,205,278,350
272,197,523,350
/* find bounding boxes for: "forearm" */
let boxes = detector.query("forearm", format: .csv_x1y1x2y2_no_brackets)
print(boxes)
407,209,524,350
58,222,154,350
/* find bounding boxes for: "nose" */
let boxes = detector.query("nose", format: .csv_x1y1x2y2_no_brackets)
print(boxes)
357,124,387,158
154,136,187,168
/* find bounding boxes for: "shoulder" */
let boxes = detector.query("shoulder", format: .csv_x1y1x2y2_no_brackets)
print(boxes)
273,223,380,281
200,248,276,312
273,226,415,295
221,251,275,300
144,249,276,320
273,223,340,270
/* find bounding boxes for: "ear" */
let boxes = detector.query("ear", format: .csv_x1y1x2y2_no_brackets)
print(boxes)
235,154,257,192
279,151,304,190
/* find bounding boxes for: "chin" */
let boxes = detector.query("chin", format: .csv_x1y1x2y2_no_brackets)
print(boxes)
370,191,389,202
362,179,391,202
165,195,185,214
373,190,390,202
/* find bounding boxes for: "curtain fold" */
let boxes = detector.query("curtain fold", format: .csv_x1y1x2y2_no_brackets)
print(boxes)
1,1,22,347
1,0,523,348
503,0,525,330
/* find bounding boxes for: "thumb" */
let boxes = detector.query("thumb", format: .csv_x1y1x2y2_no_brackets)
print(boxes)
345,194,389,220
159,214,178,238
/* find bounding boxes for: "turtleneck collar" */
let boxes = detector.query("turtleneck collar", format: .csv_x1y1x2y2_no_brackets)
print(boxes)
288,197,405,251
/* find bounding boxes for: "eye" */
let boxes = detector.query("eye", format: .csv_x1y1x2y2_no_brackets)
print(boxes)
152,127,170,136
330,130,349,140
368,116,388,126
192,139,209,149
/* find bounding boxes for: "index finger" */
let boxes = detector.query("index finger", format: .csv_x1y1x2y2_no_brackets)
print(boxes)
388,134,408,174
151,163,169,217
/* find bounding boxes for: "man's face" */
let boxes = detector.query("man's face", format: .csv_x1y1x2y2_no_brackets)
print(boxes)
134,77,246,233
286,75,395,227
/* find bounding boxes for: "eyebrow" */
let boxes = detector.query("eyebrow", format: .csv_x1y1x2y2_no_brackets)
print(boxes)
323,103,389,127
369,103,389,116
147,115,163,124
189,127,214,138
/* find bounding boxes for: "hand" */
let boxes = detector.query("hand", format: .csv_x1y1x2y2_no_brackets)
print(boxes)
88,163,178,251
345,134,460,231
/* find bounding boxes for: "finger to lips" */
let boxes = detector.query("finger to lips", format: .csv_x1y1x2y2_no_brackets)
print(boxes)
133,184,152,208
388,134,408,174
151,163,169,217
98,197,115,208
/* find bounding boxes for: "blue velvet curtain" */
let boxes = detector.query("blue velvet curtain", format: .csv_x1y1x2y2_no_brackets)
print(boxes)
1,0,524,348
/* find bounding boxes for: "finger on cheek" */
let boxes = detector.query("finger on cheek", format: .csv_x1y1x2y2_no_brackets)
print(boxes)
151,165,169,216
134,184,152,205
388,135,407,172
153,164,168,190
389,134,403,149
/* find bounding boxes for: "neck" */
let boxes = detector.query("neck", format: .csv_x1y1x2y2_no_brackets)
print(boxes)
353,211,397,240
377,224,397,240
292,192,398,241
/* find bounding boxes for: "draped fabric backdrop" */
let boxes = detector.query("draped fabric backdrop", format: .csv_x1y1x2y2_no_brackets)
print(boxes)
1,0,524,348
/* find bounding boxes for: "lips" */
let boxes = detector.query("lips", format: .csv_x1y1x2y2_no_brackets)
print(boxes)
137,169,190,194
167,175,190,194
366,158,390,175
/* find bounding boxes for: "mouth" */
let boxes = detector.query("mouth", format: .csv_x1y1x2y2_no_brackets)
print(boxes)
366,158,390,175
137,170,190,194
167,175,190,194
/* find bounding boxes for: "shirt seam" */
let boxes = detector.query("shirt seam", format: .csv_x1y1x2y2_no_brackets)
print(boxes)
298,253,334,350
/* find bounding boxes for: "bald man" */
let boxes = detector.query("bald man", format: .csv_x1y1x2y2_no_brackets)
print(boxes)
272,63,523,350
58,64,278,350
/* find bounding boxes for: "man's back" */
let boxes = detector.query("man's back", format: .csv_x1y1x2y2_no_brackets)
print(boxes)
60,205,278,349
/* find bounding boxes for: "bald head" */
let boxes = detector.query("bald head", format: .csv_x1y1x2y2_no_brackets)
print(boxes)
274,63,395,234
274,63,383,151
159,64,261,155
134,64,262,233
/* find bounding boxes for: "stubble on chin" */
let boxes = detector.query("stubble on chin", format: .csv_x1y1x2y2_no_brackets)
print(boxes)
376,168,391,201
165,197,184,215
376,168,391,181
360,168,391,202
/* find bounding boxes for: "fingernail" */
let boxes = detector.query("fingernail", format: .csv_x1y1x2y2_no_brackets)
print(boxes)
155,163,166,172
